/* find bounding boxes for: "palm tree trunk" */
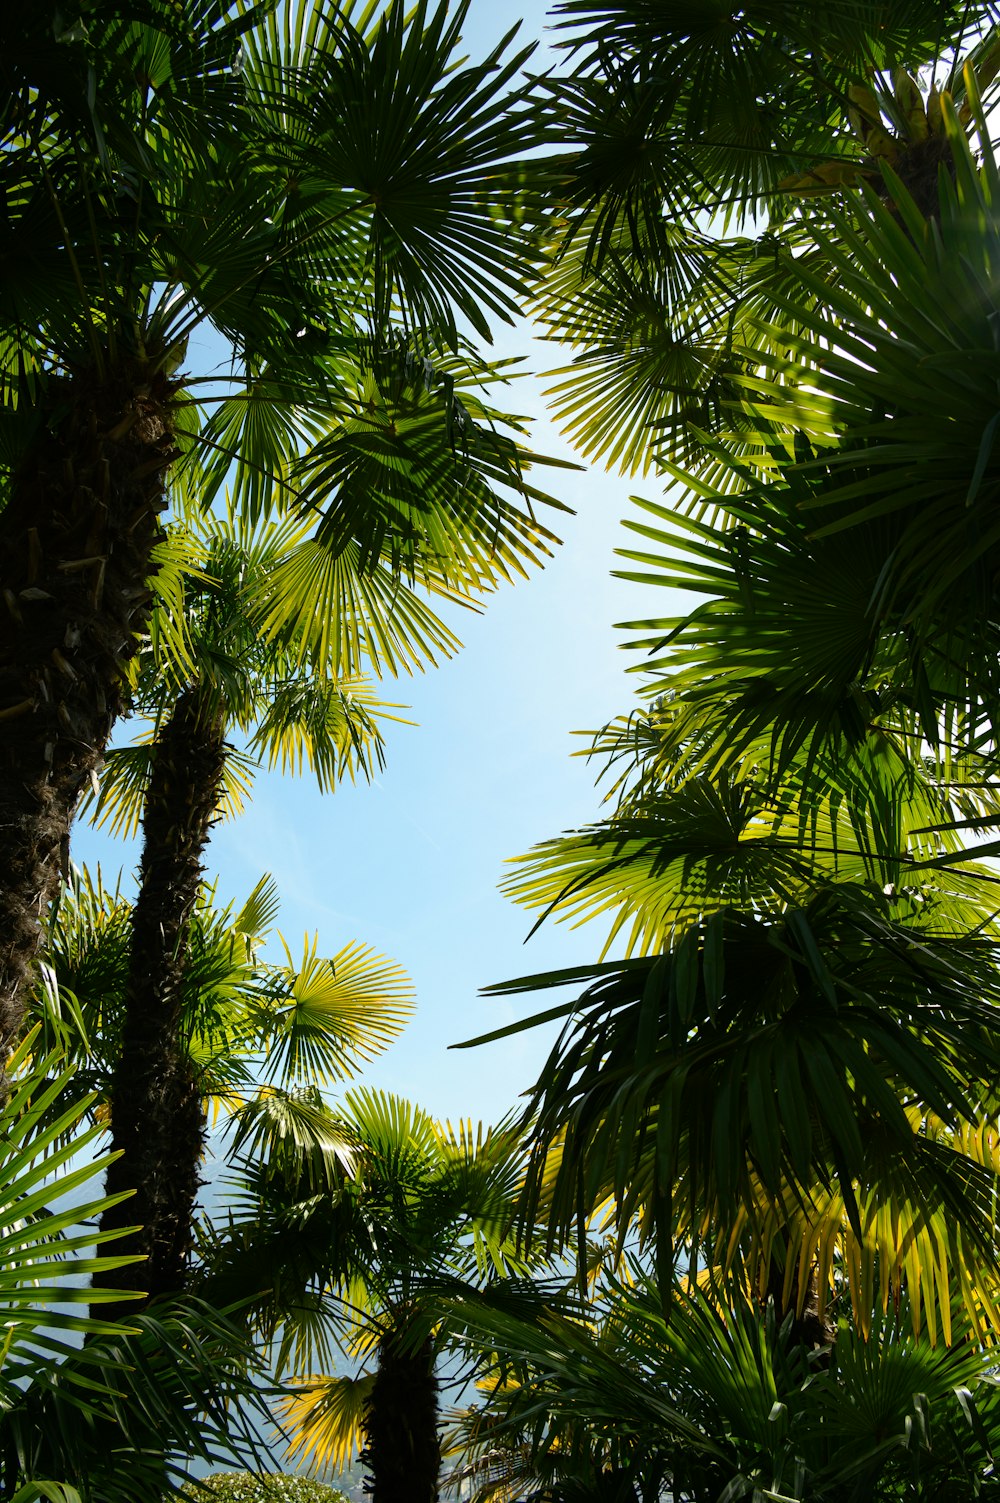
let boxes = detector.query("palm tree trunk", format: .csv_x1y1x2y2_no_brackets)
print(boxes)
0,363,177,1074
363,1327,441,1503
95,684,227,1309
764,1251,833,1352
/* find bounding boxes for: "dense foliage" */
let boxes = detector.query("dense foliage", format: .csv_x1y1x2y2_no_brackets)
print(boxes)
10,1,1000,1501
451,1,1000,1499
178,1476,348,1503
0,0,556,1496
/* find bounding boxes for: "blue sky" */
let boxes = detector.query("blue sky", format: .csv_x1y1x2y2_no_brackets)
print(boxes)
74,0,684,1128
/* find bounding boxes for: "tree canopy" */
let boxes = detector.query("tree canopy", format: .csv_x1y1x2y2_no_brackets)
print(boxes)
12,2,1000,1501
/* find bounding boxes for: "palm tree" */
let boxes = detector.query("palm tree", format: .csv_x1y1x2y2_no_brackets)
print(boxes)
0,0,561,1064
81,503,413,1304
206,1089,536,1503
37,866,415,1310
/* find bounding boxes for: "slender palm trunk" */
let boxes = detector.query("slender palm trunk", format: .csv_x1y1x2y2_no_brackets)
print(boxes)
363,1327,441,1503
0,362,177,1073
765,1251,833,1352
95,685,227,1309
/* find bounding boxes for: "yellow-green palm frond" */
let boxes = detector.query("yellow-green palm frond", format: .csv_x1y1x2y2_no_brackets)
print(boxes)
229,874,282,956
473,888,1000,1300
288,348,568,589
281,1371,375,1476
431,1118,534,1278
145,525,211,689
685,1113,1000,1349
502,748,1000,960
0,1032,149,1344
258,536,467,680
271,1287,354,1382
248,674,409,792
257,936,415,1089
535,226,780,480
607,118,1000,780
338,1088,441,1176
42,868,416,1144
503,774,823,959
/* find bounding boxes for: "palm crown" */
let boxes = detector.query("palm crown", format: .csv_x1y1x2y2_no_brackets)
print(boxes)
204,1088,536,1503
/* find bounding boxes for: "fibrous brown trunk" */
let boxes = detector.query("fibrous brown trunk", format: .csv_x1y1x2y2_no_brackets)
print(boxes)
0,361,177,1072
765,1252,834,1353
96,685,227,1309
362,1326,441,1503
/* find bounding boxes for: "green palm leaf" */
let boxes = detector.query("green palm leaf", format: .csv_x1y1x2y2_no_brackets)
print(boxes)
470,889,1000,1317
37,872,413,1130
255,937,416,1088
